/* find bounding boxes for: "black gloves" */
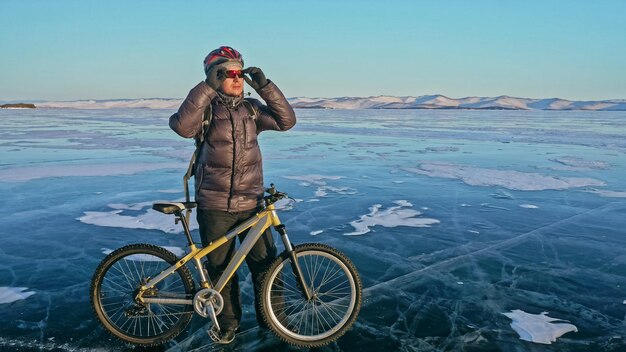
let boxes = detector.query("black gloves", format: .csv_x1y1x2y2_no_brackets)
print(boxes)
243,67,269,90
205,66,226,91
204,58,229,90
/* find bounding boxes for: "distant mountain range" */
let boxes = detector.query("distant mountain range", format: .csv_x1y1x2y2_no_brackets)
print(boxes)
3,95,625,110
35,98,181,109
288,95,626,111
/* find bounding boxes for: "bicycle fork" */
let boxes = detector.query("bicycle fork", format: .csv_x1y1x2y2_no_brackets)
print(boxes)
274,224,313,301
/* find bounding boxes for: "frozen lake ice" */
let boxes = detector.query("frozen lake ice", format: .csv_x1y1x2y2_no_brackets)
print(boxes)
0,108,625,351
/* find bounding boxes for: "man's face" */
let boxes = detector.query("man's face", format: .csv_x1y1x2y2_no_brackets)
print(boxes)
220,65,244,97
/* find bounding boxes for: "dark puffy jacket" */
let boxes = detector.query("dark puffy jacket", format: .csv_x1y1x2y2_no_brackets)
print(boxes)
169,81,296,211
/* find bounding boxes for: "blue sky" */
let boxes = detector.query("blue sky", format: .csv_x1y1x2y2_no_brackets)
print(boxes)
1,0,625,101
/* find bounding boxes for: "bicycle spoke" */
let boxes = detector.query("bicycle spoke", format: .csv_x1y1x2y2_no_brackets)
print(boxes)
113,306,129,327
100,300,126,308
305,254,316,291
158,305,179,326
315,259,331,288
130,260,140,287
112,261,136,290
312,255,325,288
139,313,144,337
295,302,308,333
108,304,127,321
319,264,343,289
149,310,160,336
102,275,133,294
273,274,301,294
283,296,308,318
319,290,351,299
321,279,350,297
317,299,344,323
128,317,138,336
127,258,141,287
315,301,333,332
140,260,147,285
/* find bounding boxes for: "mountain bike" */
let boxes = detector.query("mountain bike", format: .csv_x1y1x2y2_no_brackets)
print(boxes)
90,184,362,348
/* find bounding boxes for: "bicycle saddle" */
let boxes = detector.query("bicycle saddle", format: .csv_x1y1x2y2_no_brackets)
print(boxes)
152,202,197,214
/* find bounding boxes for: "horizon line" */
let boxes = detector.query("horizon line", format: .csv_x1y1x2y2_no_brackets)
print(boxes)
3,93,625,104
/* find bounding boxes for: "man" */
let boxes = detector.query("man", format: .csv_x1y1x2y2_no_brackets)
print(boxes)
169,46,296,344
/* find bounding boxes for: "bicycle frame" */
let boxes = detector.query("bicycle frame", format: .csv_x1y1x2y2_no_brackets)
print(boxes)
136,202,307,306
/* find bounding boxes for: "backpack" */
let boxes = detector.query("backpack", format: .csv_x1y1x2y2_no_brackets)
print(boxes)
183,100,258,203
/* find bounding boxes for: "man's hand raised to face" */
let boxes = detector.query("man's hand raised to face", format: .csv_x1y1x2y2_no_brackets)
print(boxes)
205,58,229,90
243,67,269,90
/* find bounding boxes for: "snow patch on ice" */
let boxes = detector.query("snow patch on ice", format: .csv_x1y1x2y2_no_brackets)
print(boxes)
394,200,413,207
0,287,36,304
273,198,296,210
345,200,439,236
314,186,357,196
157,189,183,194
313,184,356,197
551,157,610,170
583,188,626,198
315,188,327,197
283,175,344,186
403,162,605,191
78,202,198,233
502,310,577,344
480,203,510,211
0,162,184,182
520,204,539,209
108,201,154,211
285,175,356,198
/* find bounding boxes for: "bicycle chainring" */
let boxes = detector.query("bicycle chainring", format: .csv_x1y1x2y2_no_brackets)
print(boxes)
193,288,224,318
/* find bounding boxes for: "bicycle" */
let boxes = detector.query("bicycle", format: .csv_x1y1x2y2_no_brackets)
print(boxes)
90,184,362,348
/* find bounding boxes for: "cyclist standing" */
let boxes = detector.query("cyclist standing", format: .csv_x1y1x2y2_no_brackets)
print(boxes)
169,46,296,344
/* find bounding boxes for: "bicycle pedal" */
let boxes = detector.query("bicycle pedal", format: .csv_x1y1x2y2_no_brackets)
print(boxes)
207,325,221,343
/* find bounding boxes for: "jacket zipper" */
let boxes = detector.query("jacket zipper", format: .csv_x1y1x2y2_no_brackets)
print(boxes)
228,108,236,211
243,117,248,149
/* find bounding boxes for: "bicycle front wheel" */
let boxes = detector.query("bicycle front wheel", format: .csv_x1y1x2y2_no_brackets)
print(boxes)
260,243,362,348
90,244,195,346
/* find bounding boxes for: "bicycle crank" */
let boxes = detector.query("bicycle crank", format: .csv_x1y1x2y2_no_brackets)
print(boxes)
193,288,224,318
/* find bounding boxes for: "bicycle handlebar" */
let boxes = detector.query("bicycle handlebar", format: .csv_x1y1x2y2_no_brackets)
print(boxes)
264,183,289,206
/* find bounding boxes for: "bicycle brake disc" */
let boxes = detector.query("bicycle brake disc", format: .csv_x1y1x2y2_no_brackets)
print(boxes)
193,288,224,318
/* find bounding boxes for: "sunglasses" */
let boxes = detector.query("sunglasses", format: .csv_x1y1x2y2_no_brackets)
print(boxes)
224,70,244,79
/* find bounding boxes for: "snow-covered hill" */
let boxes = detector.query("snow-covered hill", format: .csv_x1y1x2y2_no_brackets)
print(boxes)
36,98,182,109
289,95,626,111
18,95,626,110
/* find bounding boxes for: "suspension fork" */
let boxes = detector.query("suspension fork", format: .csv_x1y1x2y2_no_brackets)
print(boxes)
274,224,312,301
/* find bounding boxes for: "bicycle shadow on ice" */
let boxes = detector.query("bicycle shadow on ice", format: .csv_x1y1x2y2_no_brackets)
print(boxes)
164,326,341,352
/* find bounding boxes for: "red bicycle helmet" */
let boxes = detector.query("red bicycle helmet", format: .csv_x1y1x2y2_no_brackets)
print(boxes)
203,46,244,74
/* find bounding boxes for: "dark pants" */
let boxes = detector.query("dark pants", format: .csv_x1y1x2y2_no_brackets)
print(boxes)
197,207,277,330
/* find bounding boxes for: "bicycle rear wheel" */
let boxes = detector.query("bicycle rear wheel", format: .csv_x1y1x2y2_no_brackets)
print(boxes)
90,244,195,346
260,243,362,348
